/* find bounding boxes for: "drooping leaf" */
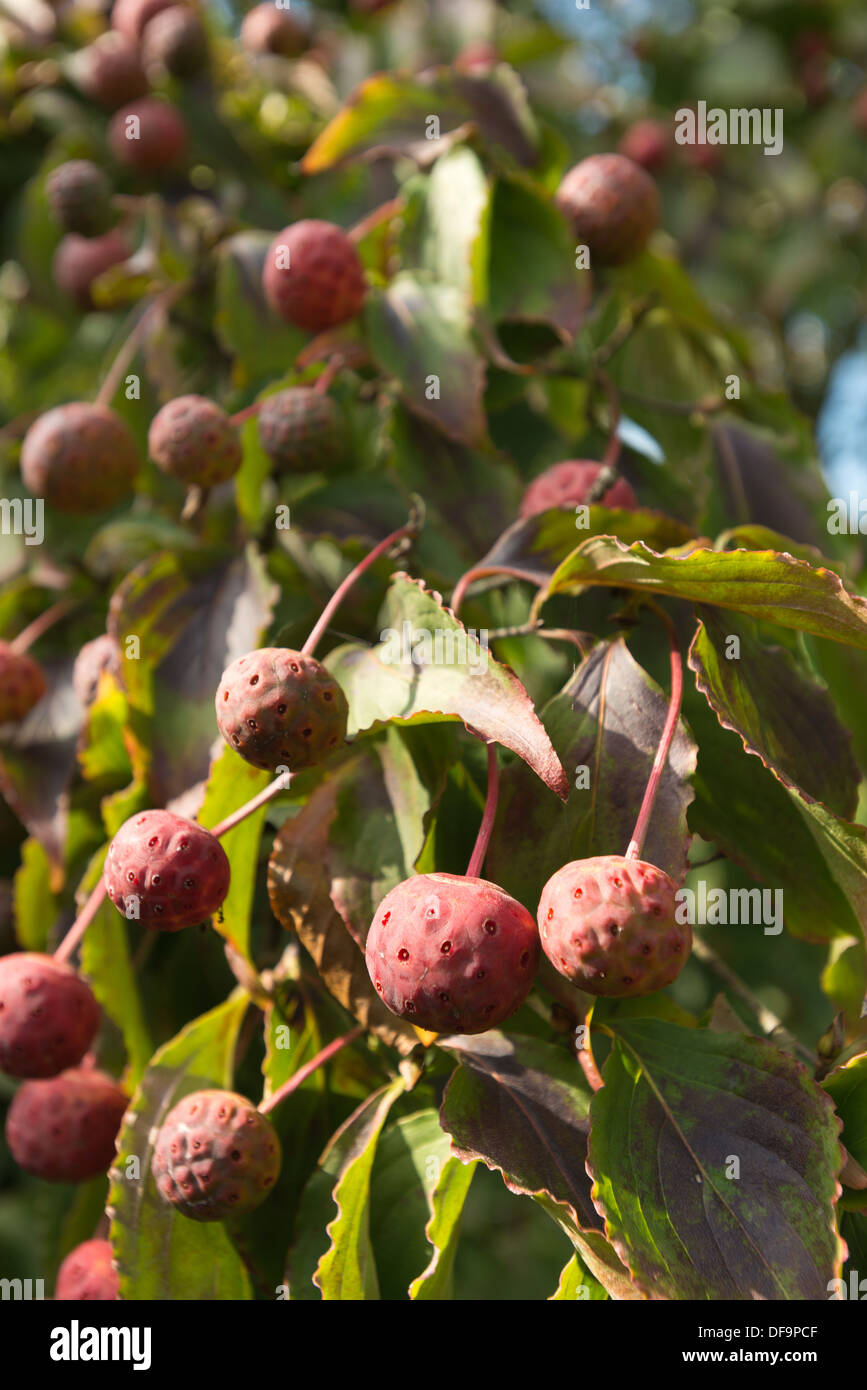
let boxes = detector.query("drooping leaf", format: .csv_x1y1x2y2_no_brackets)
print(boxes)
12,836,58,950
439,1031,601,1232
542,538,867,648
421,146,491,303
588,1019,844,1300
487,638,697,913
548,1251,607,1300
107,993,253,1301
326,573,569,799
409,1145,477,1301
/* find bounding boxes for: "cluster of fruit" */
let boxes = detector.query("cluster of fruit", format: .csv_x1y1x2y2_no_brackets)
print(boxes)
0,0,682,1300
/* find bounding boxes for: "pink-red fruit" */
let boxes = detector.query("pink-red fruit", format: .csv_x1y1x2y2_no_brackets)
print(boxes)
618,119,669,173
52,231,129,311
142,5,208,76
6,1067,127,1182
241,3,308,56
152,1089,281,1221
537,854,689,997
0,643,46,722
20,403,140,514
46,161,113,238
104,810,231,931
520,460,637,519
366,873,540,1033
257,387,344,473
55,1240,119,1301
556,153,660,266
216,648,348,773
77,33,150,109
148,395,242,486
112,0,177,40
109,98,188,174
263,220,366,333
0,953,100,1078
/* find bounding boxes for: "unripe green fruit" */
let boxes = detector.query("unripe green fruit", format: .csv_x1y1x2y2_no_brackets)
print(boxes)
46,161,114,238
257,387,344,473
20,402,140,514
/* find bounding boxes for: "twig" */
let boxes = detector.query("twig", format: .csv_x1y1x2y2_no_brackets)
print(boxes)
258,1024,364,1114
466,744,499,879
625,606,682,861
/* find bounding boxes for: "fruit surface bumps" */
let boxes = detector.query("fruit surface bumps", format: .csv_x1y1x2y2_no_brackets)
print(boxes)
241,2,308,56
6,1067,128,1183
366,873,541,1034
537,854,690,997
216,647,348,772
55,1239,119,1301
556,153,660,266
104,810,231,931
148,395,242,486
0,643,46,722
20,403,140,514
520,460,638,519
151,1089,281,1221
262,220,366,332
109,97,188,173
46,160,113,238
52,230,129,311
257,387,344,473
0,953,100,1079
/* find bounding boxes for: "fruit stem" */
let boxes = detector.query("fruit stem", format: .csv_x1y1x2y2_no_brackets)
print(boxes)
10,597,77,654
258,1024,365,1115
624,608,683,862
301,519,418,658
450,564,538,620
229,400,263,427
53,880,107,965
466,744,499,879
211,773,290,838
94,281,188,410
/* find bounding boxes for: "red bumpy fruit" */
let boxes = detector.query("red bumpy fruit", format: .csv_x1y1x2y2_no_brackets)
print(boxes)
216,647,348,773
366,873,540,1034
46,160,114,238
556,153,660,266
520,460,638,519
142,6,209,76
20,402,140,513
6,1067,128,1182
109,98,188,174
257,387,344,473
104,810,231,931
148,395,242,486
537,854,690,997
0,953,100,1079
152,1089,282,1221
241,2,308,56
55,1240,119,1301
76,33,150,109
262,220,367,333
0,643,46,722
52,230,130,311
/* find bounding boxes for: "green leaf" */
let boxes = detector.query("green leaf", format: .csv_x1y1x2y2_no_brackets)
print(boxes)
80,859,152,1087
364,273,487,444
421,147,491,302
588,1019,844,1300
313,1078,407,1300
488,174,589,338
438,1032,600,1232
12,837,58,950
487,638,696,914
543,537,867,648
107,993,254,1301
689,607,859,815
198,746,271,963
824,1055,867,1182
548,1251,606,1300
409,1143,476,1300
215,232,306,384
326,573,568,798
